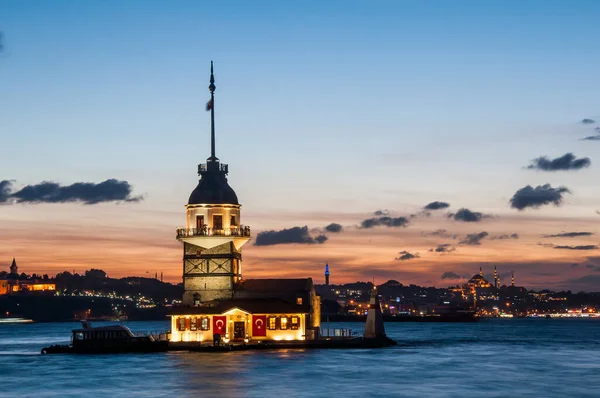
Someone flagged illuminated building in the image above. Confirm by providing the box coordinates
[494,265,498,288]
[0,258,56,295]
[169,63,321,343]
[325,263,330,286]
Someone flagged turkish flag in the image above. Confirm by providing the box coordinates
[252,315,267,337]
[213,316,226,334]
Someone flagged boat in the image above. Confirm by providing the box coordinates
[41,321,168,354]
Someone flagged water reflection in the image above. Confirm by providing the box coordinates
[0,320,599,397]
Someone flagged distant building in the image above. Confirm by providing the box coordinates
[0,258,56,295]
[169,64,321,343]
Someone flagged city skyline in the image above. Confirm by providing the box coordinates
[1,1,600,291]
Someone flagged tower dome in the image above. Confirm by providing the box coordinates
[188,167,238,205]
[187,60,238,205]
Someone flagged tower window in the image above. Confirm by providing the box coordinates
[296,297,303,305]
[230,215,237,227]
[213,215,223,230]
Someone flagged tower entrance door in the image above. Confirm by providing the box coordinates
[233,322,245,340]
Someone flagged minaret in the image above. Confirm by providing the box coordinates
[511,271,515,287]
[325,263,330,286]
[176,62,250,306]
[479,266,482,277]
[9,258,17,275]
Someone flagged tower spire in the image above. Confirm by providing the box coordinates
[208,61,218,162]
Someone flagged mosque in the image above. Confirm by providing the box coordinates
[169,63,321,343]
[0,258,56,295]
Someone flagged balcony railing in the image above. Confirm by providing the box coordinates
[198,163,228,174]
[176,225,250,239]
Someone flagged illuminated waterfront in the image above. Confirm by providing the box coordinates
[2,319,600,397]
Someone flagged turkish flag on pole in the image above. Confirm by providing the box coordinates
[252,315,267,337]
[213,316,226,334]
[206,98,213,111]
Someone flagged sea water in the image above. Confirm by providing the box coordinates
[1,319,599,397]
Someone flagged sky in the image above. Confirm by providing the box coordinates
[1,0,600,291]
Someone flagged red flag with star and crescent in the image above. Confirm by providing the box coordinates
[206,98,213,111]
[252,315,267,337]
[213,316,226,334]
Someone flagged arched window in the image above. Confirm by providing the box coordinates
[290,316,300,330]
[201,317,210,331]
[267,316,277,330]
[177,317,186,331]
[193,293,201,306]
[280,316,288,330]
[190,317,198,331]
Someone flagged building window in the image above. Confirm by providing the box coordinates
[213,215,223,230]
[267,316,277,330]
[280,316,288,330]
[190,317,198,331]
[230,215,237,227]
[201,317,210,331]
[196,215,205,231]
[296,297,303,305]
[193,293,201,306]
[290,316,300,330]
[177,317,186,331]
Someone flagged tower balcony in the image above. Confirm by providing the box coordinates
[198,163,228,174]
[176,225,251,239]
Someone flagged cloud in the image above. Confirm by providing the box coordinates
[424,201,450,210]
[509,184,570,210]
[0,180,13,203]
[597,211,600,216]
[428,229,458,239]
[537,242,554,248]
[254,226,327,246]
[324,223,343,233]
[490,233,519,240]
[360,215,409,228]
[459,231,489,245]
[373,210,389,216]
[0,179,143,205]
[395,251,420,261]
[581,135,600,141]
[571,263,580,268]
[543,232,594,238]
[553,245,598,251]
[567,274,600,287]
[314,234,328,244]
[441,272,462,280]
[449,208,486,222]
[580,118,595,124]
[429,244,456,253]
[526,153,591,171]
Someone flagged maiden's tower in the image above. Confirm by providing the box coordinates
[170,63,321,344]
